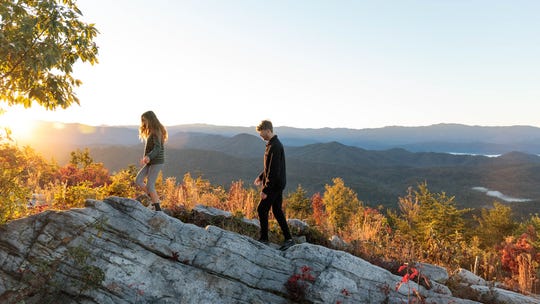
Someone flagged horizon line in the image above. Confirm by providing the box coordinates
[29,120,540,130]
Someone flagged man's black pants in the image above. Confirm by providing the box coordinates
[257,191,292,241]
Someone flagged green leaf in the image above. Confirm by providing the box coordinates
[0,0,99,110]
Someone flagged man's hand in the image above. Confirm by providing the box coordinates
[253,176,267,199]
[254,177,266,199]
[140,156,150,166]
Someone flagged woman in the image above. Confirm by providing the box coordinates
[135,110,167,211]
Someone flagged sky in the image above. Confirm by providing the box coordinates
[3,0,540,130]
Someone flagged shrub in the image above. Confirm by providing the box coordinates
[285,265,316,302]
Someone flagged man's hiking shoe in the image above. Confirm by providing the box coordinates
[257,238,270,246]
[279,239,295,251]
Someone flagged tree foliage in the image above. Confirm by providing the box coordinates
[225,180,256,218]
[322,177,362,232]
[391,183,469,241]
[58,148,110,187]
[106,165,137,198]
[285,185,312,220]
[475,202,517,249]
[345,207,388,243]
[389,183,471,265]
[0,0,98,110]
[0,143,31,223]
[70,148,94,168]
[311,192,326,228]
[0,143,59,223]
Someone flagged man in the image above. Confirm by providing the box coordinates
[254,120,295,251]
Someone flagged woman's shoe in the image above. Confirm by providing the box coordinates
[135,194,151,205]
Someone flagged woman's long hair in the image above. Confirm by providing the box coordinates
[139,111,168,142]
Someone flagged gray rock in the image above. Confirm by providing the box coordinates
[0,197,530,303]
[287,219,310,234]
[448,268,540,304]
[193,204,232,217]
[329,235,349,250]
[454,268,488,286]
[458,284,540,304]
[416,262,449,284]
[193,203,260,227]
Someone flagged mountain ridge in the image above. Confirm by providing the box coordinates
[18,121,540,217]
[23,121,540,155]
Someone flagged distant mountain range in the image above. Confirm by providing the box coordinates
[21,121,540,217]
[26,121,540,154]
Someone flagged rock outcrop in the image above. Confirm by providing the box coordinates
[0,197,537,303]
[448,268,540,304]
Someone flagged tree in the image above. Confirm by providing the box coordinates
[58,149,110,187]
[322,178,362,232]
[392,183,469,241]
[285,185,312,220]
[1,0,98,110]
[70,148,93,168]
[311,192,326,228]
[499,230,539,293]
[475,202,517,249]
[389,183,470,265]
[0,143,31,223]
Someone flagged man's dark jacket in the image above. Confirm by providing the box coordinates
[258,135,286,195]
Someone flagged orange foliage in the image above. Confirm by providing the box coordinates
[58,163,111,187]
[311,192,325,227]
[499,227,540,275]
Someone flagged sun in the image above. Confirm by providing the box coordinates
[1,110,38,142]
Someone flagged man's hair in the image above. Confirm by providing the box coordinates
[256,120,273,132]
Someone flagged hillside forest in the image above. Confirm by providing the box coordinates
[2,142,540,296]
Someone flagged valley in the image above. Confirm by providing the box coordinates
[22,121,540,218]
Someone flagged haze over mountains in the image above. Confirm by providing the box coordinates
[26,121,540,152]
[24,121,540,217]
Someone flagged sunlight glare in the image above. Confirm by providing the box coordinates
[1,111,38,142]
